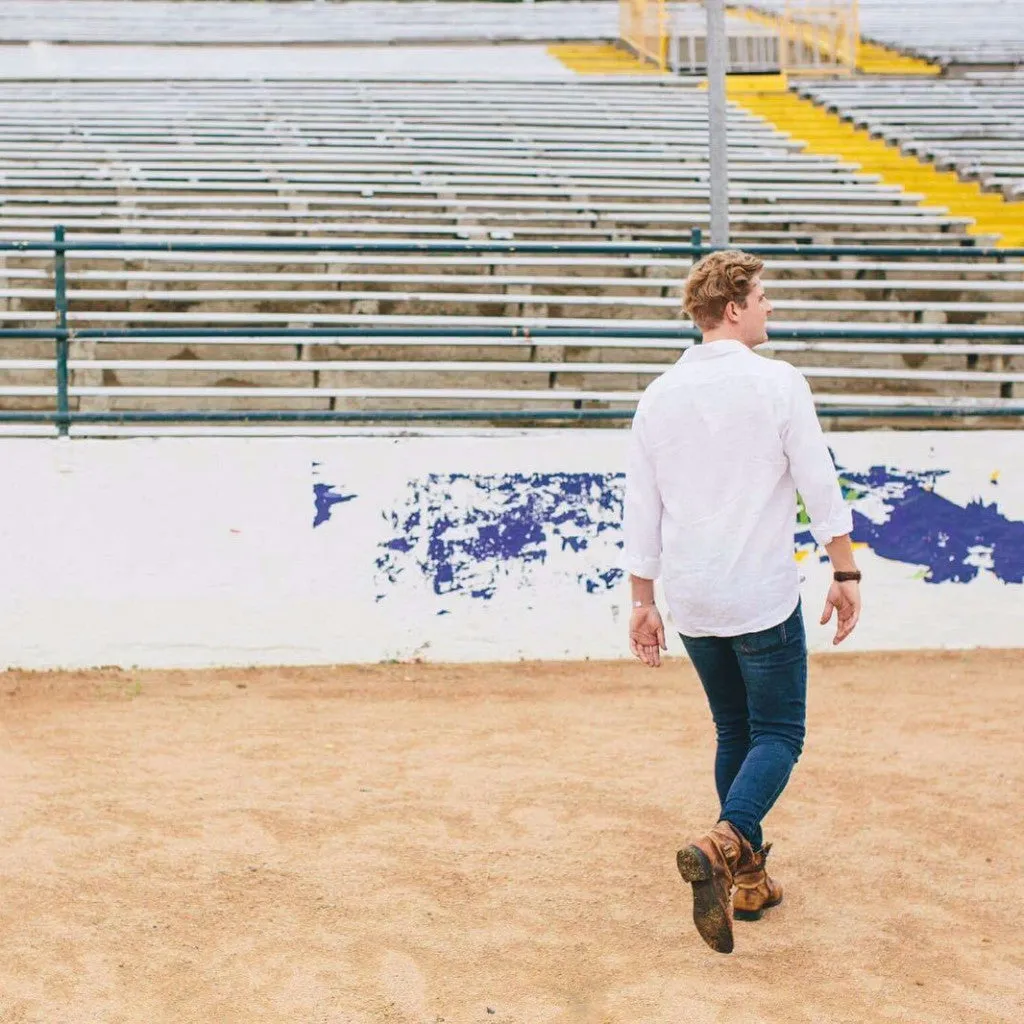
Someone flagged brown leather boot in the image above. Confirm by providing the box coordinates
[733,842,784,921]
[676,820,754,954]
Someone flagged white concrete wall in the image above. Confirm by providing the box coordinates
[0,431,1021,669]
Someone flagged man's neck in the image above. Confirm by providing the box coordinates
[699,330,750,348]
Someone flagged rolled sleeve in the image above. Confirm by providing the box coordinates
[782,370,853,547]
[622,409,663,579]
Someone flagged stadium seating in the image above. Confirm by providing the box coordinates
[11,0,1022,68]
[746,0,1024,67]
[0,78,1021,424]
[0,78,979,252]
[0,0,624,45]
[795,73,1024,201]
[0,0,781,76]
[856,0,1024,67]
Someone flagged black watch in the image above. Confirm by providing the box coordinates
[833,570,862,583]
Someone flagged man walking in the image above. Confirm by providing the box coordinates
[622,250,862,954]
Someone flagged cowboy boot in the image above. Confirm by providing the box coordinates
[733,842,784,921]
[676,819,755,954]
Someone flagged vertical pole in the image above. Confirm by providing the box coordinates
[54,224,70,437]
[689,227,703,344]
[657,0,667,71]
[705,0,730,246]
[850,0,860,72]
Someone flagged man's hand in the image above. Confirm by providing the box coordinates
[629,605,667,667]
[820,580,861,646]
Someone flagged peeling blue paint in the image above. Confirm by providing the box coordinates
[376,472,625,600]
[312,482,357,528]
[796,464,1024,584]
[843,465,1024,584]
[343,459,1023,601]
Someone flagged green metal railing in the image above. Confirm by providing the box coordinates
[1,226,1023,435]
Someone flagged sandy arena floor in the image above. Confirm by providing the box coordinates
[0,651,1021,1024]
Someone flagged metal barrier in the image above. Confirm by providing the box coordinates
[778,0,859,74]
[619,0,668,69]
[738,1,860,74]
[3,226,1024,436]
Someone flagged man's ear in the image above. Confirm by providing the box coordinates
[723,300,737,323]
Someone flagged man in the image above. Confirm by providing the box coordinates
[622,249,862,955]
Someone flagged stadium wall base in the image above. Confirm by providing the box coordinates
[0,430,1020,668]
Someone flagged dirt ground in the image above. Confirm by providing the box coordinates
[0,651,1021,1024]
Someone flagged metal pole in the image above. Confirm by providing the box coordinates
[705,0,730,246]
[53,224,70,437]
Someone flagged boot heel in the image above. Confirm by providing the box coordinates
[734,907,764,921]
[677,844,734,954]
[676,845,712,883]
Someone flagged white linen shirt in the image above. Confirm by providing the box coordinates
[623,340,853,638]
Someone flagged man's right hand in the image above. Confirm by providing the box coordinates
[820,580,861,646]
[629,605,667,668]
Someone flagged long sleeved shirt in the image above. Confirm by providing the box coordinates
[623,339,853,637]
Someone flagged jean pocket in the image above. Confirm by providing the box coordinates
[737,620,789,655]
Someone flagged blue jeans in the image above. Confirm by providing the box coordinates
[679,601,807,852]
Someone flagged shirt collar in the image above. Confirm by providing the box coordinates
[682,339,751,361]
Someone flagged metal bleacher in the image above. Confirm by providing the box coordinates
[794,72,1024,201]
[744,0,1024,68]
[854,0,1024,67]
[1,77,1021,430]
[0,0,625,45]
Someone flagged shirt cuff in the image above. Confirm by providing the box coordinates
[809,506,854,547]
[625,554,661,580]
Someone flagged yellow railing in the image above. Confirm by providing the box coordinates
[777,1,859,74]
[735,2,939,74]
[619,0,668,70]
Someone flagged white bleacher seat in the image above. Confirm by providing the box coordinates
[0,1,626,45]
[747,0,1024,66]
[795,75,1024,200]
[0,79,982,249]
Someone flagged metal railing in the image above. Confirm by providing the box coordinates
[3,226,1024,435]
[620,0,668,70]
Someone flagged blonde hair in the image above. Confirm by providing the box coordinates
[682,250,765,331]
